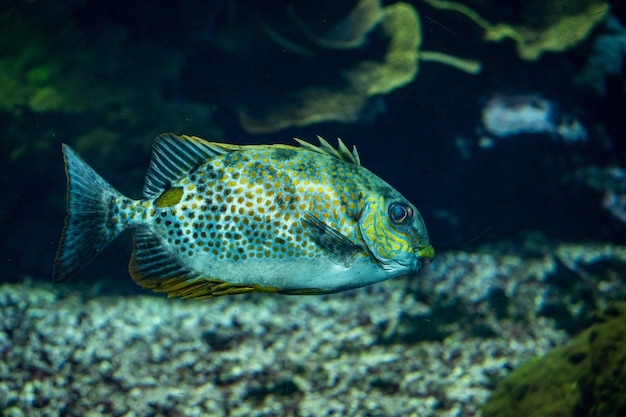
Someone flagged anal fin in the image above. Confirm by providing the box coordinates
[129,229,262,299]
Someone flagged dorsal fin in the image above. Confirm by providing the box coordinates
[143,133,230,199]
[293,136,361,166]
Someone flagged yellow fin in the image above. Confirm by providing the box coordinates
[129,229,283,299]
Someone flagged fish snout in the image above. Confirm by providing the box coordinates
[416,242,435,263]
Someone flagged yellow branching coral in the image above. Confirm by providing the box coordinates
[239,1,481,134]
[344,2,420,97]
[423,0,610,61]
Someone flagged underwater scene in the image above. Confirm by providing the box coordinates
[1,0,626,416]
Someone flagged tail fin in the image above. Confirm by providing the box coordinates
[53,144,127,283]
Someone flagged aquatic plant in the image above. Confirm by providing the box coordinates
[423,0,609,61]
[232,1,480,134]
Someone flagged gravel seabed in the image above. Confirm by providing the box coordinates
[2,242,624,417]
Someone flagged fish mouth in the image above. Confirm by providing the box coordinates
[416,243,435,263]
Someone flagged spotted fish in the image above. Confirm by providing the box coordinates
[53,133,434,299]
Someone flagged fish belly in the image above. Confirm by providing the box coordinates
[185,255,390,293]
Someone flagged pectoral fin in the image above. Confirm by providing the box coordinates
[301,212,362,267]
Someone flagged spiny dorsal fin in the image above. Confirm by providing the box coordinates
[293,136,361,166]
[143,133,231,199]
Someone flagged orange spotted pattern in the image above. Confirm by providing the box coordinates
[112,146,381,264]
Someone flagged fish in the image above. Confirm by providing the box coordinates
[53,133,434,299]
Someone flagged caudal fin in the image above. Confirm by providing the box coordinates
[53,144,127,283]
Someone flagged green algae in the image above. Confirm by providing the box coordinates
[578,304,626,417]
[423,0,609,61]
[482,302,626,417]
[0,3,220,162]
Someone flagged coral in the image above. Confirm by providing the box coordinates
[481,302,626,417]
[236,1,480,134]
[238,2,420,134]
[478,94,588,144]
[481,94,566,138]
[423,0,610,61]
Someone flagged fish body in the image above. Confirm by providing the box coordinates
[54,134,433,299]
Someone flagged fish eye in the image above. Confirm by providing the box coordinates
[388,202,413,225]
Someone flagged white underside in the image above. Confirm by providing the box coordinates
[185,254,401,293]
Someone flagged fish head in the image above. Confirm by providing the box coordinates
[358,192,434,274]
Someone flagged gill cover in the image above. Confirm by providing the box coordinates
[358,196,415,269]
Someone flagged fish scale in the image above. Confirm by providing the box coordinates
[118,147,364,263]
[54,133,434,299]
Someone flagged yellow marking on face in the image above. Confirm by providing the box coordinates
[359,196,411,260]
